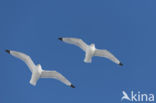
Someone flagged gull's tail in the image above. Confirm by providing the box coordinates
[84,52,92,63]
[29,72,40,86]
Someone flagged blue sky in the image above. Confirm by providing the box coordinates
[0,0,156,103]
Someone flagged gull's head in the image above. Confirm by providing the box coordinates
[90,43,95,48]
[37,64,41,68]
[36,64,42,71]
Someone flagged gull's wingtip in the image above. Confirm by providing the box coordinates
[70,84,75,88]
[119,62,123,66]
[5,49,10,54]
[58,37,63,41]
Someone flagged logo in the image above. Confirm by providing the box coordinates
[121,90,154,102]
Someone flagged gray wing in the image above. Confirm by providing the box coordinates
[40,70,75,88]
[59,37,88,51]
[94,49,123,65]
[6,50,36,72]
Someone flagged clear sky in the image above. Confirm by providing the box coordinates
[0,0,156,103]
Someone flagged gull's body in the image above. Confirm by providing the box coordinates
[84,44,96,63]
[5,50,75,88]
[59,37,123,66]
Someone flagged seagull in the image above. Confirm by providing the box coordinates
[121,91,131,101]
[5,50,75,88]
[59,37,123,66]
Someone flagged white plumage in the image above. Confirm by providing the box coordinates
[5,50,75,88]
[59,37,123,66]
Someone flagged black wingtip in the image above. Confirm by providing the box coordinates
[119,62,123,66]
[5,49,10,54]
[58,37,63,41]
[70,84,75,88]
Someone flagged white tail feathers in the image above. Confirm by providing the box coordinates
[29,72,40,86]
[84,52,93,63]
[30,79,37,86]
[84,58,92,63]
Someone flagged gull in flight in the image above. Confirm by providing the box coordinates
[59,37,123,66]
[5,50,75,88]
[121,91,131,101]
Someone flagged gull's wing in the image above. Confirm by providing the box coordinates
[40,70,75,88]
[94,49,123,66]
[5,50,36,72]
[59,37,88,51]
